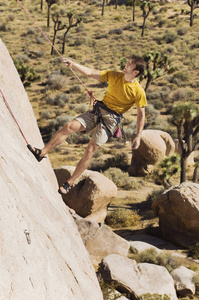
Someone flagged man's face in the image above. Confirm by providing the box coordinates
[123,60,138,76]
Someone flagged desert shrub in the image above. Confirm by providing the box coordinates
[41,111,51,120]
[103,167,135,190]
[165,45,177,54]
[133,248,180,272]
[158,19,167,28]
[105,208,140,228]
[7,14,15,21]
[54,93,70,105]
[162,32,178,43]
[46,74,68,90]
[69,85,81,94]
[150,100,165,110]
[36,50,44,58]
[145,104,160,123]
[27,27,36,35]
[46,96,54,105]
[146,188,165,207]
[188,242,199,259]
[177,26,188,36]
[0,24,8,32]
[109,28,123,35]
[36,36,45,44]
[171,88,194,101]
[114,15,122,21]
[104,152,129,169]
[99,279,126,300]
[66,132,91,144]
[14,59,40,86]
[75,104,89,114]
[54,109,62,117]
[140,294,171,300]
[191,42,199,50]
[172,71,188,82]
[15,53,30,63]
[193,273,199,294]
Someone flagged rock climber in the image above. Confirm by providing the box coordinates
[28,54,147,194]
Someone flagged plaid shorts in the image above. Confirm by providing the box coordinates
[75,107,118,147]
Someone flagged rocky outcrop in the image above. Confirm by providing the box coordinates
[72,212,130,264]
[128,129,175,176]
[0,39,103,300]
[99,254,178,300]
[171,266,196,297]
[54,166,117,222]
[152,182,199,247]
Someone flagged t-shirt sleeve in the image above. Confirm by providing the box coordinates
[135,89,147,108]
[100,70,112,82]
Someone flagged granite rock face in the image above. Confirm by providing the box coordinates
[0,38,103,300]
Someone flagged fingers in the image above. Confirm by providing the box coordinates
[132,137,140,150]
[61,57,71,66]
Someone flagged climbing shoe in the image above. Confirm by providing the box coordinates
[58,182,71,195]
[27,144,46,162]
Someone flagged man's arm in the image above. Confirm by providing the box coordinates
[61,57,101,81]
[132,106,145,149]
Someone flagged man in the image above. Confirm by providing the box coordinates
[28,55,147,194]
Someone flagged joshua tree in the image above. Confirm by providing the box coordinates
[46,0,59,27]
[62,12,81,55]
[187,0,199,26]
[133,0,136,21]
[140,1,154,36]
[169,102,199,183]
[141,51,169,92]
[154,154,181,188]
[102,0,106,16]
[51,12,66,55]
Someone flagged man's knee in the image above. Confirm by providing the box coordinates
[61,119,85,135]
[85,140,99,158]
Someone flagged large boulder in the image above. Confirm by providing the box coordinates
[99,254,178,300]
[128,129,175,176]
[72,212,130,264]
[152,182,199,247]
[0,38,103,300]
[171,266,196,297]
[54,166,117,222]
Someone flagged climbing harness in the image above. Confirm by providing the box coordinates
[92,101,126,141]
[16,0,96,105]
[0,89,29,145]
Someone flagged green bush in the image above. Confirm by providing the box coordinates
[163,32,178,44]
[177,26,188,36]
[46,74,68,90]
[104,152,129,169]
[75,104,89,114]
[146,188,165,206]
[105,208,140,228]
[133,248,180,272]
[188,242,199,259]
[66,132,91,144]
[69,85,81,94]
[14,59,40,87]
[140,293,171,300]
[103,167,135,190]
[193,273,199,294]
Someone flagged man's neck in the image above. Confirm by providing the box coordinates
[124,73,136,83]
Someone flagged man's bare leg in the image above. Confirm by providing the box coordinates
[59,139,99,194]
[40,119,85,157]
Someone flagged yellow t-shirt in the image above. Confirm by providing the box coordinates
[100,70,147,114]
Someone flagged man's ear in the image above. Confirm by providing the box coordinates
[134,70,139,76]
